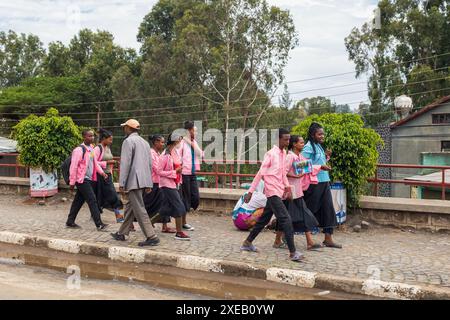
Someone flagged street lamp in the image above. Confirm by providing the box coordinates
[394,95,413,121]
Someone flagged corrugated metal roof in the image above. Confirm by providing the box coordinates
[0,137,17,153]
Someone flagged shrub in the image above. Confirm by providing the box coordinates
[12,108,82,173]
[291,113,384,207]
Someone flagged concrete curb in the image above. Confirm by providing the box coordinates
[0,230,449,300]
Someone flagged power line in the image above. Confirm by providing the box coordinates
[1,52,449,110]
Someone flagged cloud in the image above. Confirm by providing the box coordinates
[1,0,377,107]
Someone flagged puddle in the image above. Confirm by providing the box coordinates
[0,243,374,300]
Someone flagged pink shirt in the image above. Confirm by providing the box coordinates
[285,151,321,199]
[150,148,161,184]
[249,145,290,198]
[157,151,178,189]
[180,138,203,175]
[69,144,104,186]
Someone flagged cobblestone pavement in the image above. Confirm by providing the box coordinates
[0,195,449,288]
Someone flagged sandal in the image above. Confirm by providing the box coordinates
[322,241,342,249]
[162,227,177,234]
[290,251,304,262]
[273,242,288,249]
[307,243,323,251]
[240,243,259,252]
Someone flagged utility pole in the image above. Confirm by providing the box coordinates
[96,104,101,132]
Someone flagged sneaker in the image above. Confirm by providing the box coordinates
[66,222,81,229]
[138,237,160,247]
[175,232,191,241]
[97,223,109,231]
[111,232,125,241]
[182,224,195,231]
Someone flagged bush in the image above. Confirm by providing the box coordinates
[291,113,383,207]
[12,108,82,173]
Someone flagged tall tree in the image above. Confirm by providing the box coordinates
[0,30,45,88]
[345,0,450,127]
[278,84,293,109]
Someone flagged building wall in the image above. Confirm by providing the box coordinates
[391,102,450,197]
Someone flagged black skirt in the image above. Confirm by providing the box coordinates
[143,183,170,223]
[283,197,319,233]
[303,182,337,229]
[96,172,123,213]
[159,187,186,218]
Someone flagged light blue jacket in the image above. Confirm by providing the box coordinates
[301,141,330,183]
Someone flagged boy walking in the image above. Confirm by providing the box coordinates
[240,128,304,262]
[66,129,109,231]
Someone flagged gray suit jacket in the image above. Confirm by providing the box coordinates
[119,132,153,191]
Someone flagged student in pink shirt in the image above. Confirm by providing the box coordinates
[273,135,322,251]
[179,121,203,231]
[240,129,303,262]
[66,129,109,231]
[144,134,176,233]
[157,134,191,241]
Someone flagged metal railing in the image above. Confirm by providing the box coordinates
[0,153,28,178]
[369,164,450,200]
[1,152,448,200]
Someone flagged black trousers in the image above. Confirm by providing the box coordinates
[247,196,296,253]
[67,180,103,227]
[181,174,200,212]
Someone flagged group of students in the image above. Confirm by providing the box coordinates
[64,117,340,255]
[65,119,202,246]
[240,123,341,262]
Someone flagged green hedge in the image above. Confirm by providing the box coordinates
[291,113,383,207]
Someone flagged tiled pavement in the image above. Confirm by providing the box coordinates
[0,194,449,288]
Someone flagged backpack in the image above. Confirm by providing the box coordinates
[61,145,87,185]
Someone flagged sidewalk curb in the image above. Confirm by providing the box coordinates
[1,230,449,300]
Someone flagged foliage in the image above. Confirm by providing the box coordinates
[0,30,45,88]
[0,76,89,116]
[291,113,384,207]
[295,96,352,116]
[345,0,450,127]
[11,108,81,173]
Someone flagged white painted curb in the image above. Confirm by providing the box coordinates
[177,255,224,273]
[362,279,421,300]
[266,268,316,288]
[47,239,82,254]
[108,246,146,263]
[0,231,28,245]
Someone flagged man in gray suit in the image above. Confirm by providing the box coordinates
[111,119,160,246]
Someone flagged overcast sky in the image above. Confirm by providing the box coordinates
[0,0,378,108]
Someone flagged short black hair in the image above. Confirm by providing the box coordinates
[184,120,195,130]
[278,128,290,138]
[82,129,93,137]
[149,134,164,146]
[98,128,112,142]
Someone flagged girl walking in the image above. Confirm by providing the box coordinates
[144,134,176,233]
[273,135,322,251]
[157,134,191,241]
[302,123,341,248]
[94,129,124,223]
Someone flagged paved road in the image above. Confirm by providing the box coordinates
[0,261,210,300]
[0,194,449,288]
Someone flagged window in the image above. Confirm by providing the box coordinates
[442,141,450,152]
[432,113,450,124]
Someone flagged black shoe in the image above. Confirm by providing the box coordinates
[97,223,109,231]
[66,222,81,229]
[111,232,125,241]
[138,237,160,247]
